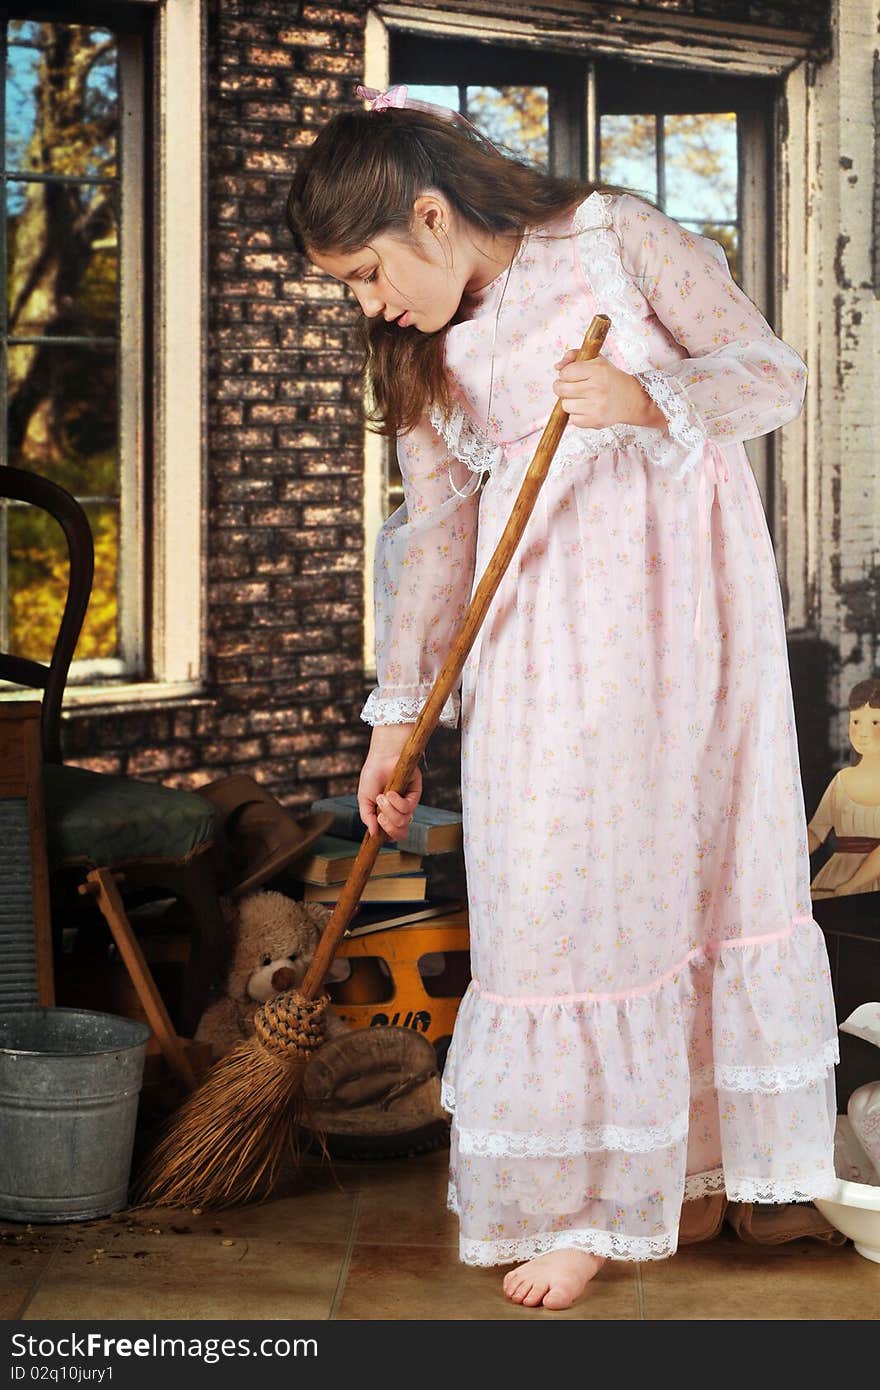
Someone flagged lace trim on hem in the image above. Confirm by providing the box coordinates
[724,1172,839,1203]
[683,1168,727,1200]
[453,1107,691,1158]
[360,686,459,729]
[447,1173,838,1264]
[712,1037,840,1094]
[455,1223,678,1265]
[441,1039,839,1131]
[451,1166,834,1204]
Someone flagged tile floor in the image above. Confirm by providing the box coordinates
[1,1147,878,1321]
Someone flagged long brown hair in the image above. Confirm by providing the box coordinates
[286,107,599,436]
[848,678,880,766]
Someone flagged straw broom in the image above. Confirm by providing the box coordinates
[134,314,611,1209]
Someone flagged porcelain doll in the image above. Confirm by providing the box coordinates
[808,678,880,898]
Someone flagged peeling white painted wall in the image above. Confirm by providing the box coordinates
[779,0,879,760]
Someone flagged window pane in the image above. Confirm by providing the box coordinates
[3,15,133,678]
[599,113,657,200]
[8,188,118,337]
[404,84,459,109]
[5,20,40,182]
[7,501,68,665]
[681,221,740,285]
[7,501,119,663]
[7,344,118,497]
[6,21,117,179]
[664,113,737,222]
[466,87,549,166]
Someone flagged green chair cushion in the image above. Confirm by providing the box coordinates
[43,764,216,872]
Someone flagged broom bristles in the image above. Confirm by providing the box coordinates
[133,992,330,1210]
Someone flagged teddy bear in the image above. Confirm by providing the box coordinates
[193,886,449,1160]
[194,889,349,1058]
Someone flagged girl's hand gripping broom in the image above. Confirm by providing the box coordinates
[135,313,611,1209]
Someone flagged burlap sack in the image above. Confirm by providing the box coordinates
[724,1201,847,1245]
[679,1194,847,1247]
[300,1026,449,1158]
[679,1193,728,1245]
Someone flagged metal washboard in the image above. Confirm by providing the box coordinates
[0,703,54,1008]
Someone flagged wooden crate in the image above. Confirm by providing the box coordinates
[329,908,470,1046]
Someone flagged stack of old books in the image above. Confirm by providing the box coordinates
[297,793,465,937]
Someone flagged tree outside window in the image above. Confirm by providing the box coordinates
[3,18,126,669]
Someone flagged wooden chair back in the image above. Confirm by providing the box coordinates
[0,466,94,763]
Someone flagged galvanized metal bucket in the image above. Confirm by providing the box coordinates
[0,1006,151,1222]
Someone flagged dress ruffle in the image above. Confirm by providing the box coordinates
[441,921,838,1265]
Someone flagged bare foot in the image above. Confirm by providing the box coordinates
[502,1248,607,1309]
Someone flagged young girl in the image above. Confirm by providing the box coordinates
[287,86,838,1310]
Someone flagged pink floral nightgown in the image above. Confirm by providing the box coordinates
[360,191,839,1265]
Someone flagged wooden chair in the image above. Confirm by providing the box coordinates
[0,465,227,1036]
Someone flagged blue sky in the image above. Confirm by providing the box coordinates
[5,20,117,213]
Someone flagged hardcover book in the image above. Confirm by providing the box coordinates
[344,899,467,938]
[309,793,463,856]
[302,870,428,904]
[297,834,423,885]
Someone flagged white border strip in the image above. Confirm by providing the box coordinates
[153,0,204,686]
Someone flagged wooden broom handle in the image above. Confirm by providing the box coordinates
[301,312,611,1000]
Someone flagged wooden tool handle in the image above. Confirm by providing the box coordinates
[301,312,611,1000]
[84,868,197,1091]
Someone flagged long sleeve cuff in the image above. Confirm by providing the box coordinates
[635,368,708,478]
[360,685,461,729]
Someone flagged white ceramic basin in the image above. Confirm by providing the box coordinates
[814,1116,880,1263]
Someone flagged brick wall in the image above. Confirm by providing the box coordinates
[201,0,375,809]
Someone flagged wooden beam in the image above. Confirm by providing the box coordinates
[376,1,826,76]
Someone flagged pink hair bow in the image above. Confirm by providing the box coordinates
[355,84,494,145]
[357,84,409,112]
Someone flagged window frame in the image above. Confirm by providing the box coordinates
[0,10,147,681]
[0,0,204,711]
